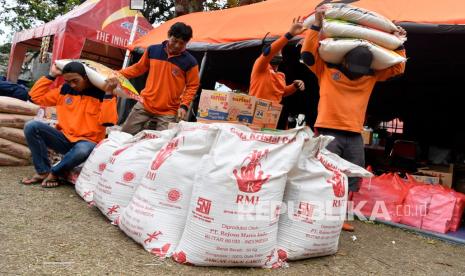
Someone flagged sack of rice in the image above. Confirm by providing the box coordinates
[118,122,218,258]
[75,131,133,203]
[304,3,398,33]
[55,59,142,102]
[0,152,30,166]
[0,113,34,128]
[277,136,371,261]
[0,126,28,145]
[172,124,308,268]
[0,137,31,160]
[321,19,404,50]
[318,38,406,70]
[0,96,39,116]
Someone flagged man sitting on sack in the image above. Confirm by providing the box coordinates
[21,62,118,188]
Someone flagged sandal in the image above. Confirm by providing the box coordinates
[41,177,63,188]
[20,174,48,185]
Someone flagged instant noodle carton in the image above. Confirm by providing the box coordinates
[197,90,232,121]
[227,93,256,124]
[252,99,282,129]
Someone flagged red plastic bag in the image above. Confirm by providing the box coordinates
[353,173,405,222]
[446,189,465,232]
[421,187,456,233]
[400,185,432,228]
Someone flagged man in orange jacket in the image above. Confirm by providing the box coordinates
[249,20,305,103]
[108,22,200,134]
[301,6,407,231]
[21,62,118,188]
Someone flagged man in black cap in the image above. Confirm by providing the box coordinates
[300,6,407,231]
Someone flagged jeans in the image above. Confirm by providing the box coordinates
[317,128,365,192]
[24,120,96,176]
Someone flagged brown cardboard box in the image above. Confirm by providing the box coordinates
[417,164,454,188]
[361,129,372,145]
[410,174,440,185]
[251,99,282,129]
[197,90,232,121]
[264,102,282,129]
[227,93,256,124]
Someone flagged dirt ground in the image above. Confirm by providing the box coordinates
[1,166,465,276]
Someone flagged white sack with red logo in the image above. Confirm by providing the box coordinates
[118,122,219,257]
[75,131,133,203]
[172,124,308,268]
[94,129,177,222]
[277,136,372,261]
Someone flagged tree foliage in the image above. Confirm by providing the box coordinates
[0,0,266,35]
[0,0,83,34]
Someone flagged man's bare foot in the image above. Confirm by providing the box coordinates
[41,174,62,188]
[21,173,49,185]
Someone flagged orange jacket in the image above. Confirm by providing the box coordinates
[301,27,406,133]
[29,76,118,143]
[249,33,297,103]
[120,41,200,115]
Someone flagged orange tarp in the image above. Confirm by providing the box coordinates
[129,0,465,50]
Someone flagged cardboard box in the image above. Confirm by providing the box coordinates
[227,93,256,124]
[361,129,372,145]
[197,90,232,121]
[410,174,440,185]
[264,102,283,129]
[417,164,454,188]
[251,98,282,129]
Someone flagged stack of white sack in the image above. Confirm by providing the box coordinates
[118,121,219,258]
[0,96,38,166]
[75,130,133,203]
[277,135,372,261]
[304,3,406,70]
[93,129,177,222]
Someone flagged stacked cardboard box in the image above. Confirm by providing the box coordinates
[197,90,282,129]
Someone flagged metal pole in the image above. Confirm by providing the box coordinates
[118,13,140,122]
[187,51,208,121]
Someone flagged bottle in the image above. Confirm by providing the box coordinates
[372,133,379,145]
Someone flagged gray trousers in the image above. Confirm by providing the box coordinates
[317,128,365,192]
[121,102,176,135]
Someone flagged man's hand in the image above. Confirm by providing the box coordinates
[289,17,306,36]
[49,63,62,78]
[104,76,120,95]
[293,80,305,91]
[177,107,187,122]
[394,25,407,39]
[314,5,327,27]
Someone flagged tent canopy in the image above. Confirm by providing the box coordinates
[130,0,465,51]
[7,0,153,82]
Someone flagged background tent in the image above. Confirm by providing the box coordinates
[6,0,153,83]
[127,0,465,162]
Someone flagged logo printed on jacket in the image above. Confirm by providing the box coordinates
[172,67,181,77]
[65,97,73,105]
[332,72,341,81]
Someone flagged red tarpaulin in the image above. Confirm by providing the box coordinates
[7,0,153,82]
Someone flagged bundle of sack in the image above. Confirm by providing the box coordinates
[353,172,465,234]
[75,121,372,268]
[304,3,406,70]
[0,96,38,166]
